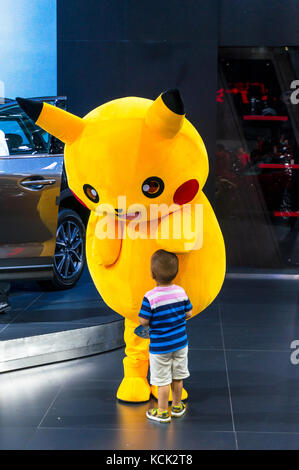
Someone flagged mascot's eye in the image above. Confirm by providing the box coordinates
[142,177,164,198]
[83,184,99,203]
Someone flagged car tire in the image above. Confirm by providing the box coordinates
[41,209,86,290]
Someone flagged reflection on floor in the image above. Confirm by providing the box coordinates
[0,269,119,340]
[0,276,298,450]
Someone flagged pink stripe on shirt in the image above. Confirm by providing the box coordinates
[145,285,188,309]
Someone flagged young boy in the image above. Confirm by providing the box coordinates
[138,249,193,423]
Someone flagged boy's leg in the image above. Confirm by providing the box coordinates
[158,384,170,412]
[171,346,190,405]
[146,354,171,422]
[151,345,189,402]
[171,379,183,407]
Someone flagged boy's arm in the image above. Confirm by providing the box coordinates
[186,308,193,319]
[138,296,152,326]
[184,298,193,320]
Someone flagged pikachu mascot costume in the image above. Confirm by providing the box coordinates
[17,90,226,402]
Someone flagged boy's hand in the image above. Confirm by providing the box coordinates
[186,309,193,319]
[139,317,150,326]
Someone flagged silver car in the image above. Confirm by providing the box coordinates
[0,96,89,289]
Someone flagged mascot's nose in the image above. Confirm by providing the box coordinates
[115,208,123,213]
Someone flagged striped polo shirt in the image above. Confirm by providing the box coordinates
[138,284,192,354]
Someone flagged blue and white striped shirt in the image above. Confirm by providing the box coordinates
[139,284,192,354]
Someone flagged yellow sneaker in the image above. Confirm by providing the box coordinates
[146,408,171,423]
[171,402,186,417]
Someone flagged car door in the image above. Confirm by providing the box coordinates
[0,99,64,280]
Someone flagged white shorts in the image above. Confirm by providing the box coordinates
[149,345,190,387]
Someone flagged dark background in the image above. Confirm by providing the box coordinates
[57,0,299,201]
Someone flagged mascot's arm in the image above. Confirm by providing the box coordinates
[155,204,202,253]
[86,211,122,266]
[172,192,226,316]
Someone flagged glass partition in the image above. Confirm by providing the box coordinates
[216,47,299,272]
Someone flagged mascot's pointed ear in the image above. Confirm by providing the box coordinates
[16,97,85,144]
[145,89,185,138]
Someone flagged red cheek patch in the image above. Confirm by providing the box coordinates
[173,179,199,205]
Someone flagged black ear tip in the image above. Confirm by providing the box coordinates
[161,89,185,115]
[16,97,43,123]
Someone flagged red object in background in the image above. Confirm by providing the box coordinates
[217,81,269,104]
[237,151,250,166]
[259,163,299,169]
[173,179,199,205]
[257,136,263,152]
[217,88,225,103]
[227,82,250,104]
[274,211,299,217]
[243,115,288,121]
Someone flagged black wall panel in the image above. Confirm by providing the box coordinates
[126,0,218,41]
[58,41,127,117]
[57,0,126,40]
[219,0,299,46]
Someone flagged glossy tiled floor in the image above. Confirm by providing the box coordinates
[0,269,119,340]
[0,276,298,450]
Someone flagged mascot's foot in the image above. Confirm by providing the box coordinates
[117,377,151,403]
[151,385,188,402]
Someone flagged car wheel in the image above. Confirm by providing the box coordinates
[50,208,86,290]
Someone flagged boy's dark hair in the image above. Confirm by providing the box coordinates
[151,250,178,284]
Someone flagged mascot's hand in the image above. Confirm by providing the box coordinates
[87,212,122,267]
[155,207,203,253]
[92,238,121,266]
[90,234,121,267]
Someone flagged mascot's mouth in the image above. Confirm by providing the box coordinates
[115,211,140,221]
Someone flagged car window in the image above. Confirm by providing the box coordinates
[0,104,52,156]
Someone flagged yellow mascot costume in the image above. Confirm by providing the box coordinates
[17,90,226,402]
